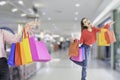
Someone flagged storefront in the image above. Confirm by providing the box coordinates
[113,8,120,71]
[97,16,114,67]
[97,12,115,69]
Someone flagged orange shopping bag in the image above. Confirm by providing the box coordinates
[15,42,22,66]
[68,39,79,57]
[19,41,27,65]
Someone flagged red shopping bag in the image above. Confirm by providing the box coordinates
[105,30,116,44]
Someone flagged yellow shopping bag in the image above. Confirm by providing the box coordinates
[22,38,33,63]
[98,28,110,46]
[19,41,27,64]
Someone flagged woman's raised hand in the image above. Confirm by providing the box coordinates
[108,21,115,25]
[24,20,40,36]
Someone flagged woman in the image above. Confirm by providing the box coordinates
[0,28,21,80]
[0,21,39,80]
[70,18,114,80]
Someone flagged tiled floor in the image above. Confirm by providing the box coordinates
[29,50,120,80]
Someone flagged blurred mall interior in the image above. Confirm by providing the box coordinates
[0,0,120,80]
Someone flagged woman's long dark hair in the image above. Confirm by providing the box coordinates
[81,18,88,31]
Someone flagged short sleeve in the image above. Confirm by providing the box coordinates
[79,30,85,44]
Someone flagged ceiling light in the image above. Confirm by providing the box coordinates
[12,8,18,12]
[75,3,80,7]
[48,17,51,20]
[75,12,79,15]
[34,3,44,8]
[42,12,46,15]
[21,13,26,17]
[0,1,6,6]
[74,17,78,21]
[18,0,24,5]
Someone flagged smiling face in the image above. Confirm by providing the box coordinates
[81,18,92,31]
[82,18,91,27]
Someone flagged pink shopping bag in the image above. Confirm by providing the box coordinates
[71,47,85,62]
[36,41,51,62]
[29,36,39,61]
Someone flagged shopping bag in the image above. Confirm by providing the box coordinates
[98,28,110,46]
[36,41,51,62]
[8,43,16,66]
[15,42,22,66]
[29,36,39,61]
[22,38,33,63]
[23,27,29,38]
[68,39,79,57]
[81,47,85,60]
[71,47,85,62]
[19,41,27,65]
[105,30,116,44]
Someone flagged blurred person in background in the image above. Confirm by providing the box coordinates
[46,40,52,54]
[70,17,114,80]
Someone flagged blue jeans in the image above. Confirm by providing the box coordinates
[70,44,91,80]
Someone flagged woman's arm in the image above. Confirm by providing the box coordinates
[92,27,101,32]
[104,21,115,29]
[3,30,21,44]
[79,30,85,44]
[93,21,115,32]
